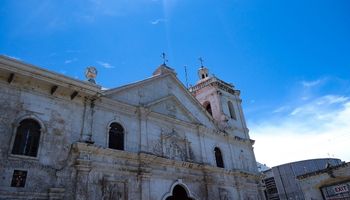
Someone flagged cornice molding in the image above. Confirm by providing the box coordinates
[0,55,101,96]
[73,142,260,179]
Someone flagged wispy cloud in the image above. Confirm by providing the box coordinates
[150,18,167,25]
[97,61,115,69]
[272,106,290,113]
[301,78,326,88]
[64,58,78,64]
[250,94,350,167]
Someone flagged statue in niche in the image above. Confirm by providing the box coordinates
[101,179,124,200]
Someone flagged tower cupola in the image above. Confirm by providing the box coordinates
[198,66,209,80]
[197,57,209,81]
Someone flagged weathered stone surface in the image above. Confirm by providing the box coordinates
[0,56,264,200]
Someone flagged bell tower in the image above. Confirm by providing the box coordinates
[198,66,209,80]
[189,64,249,139]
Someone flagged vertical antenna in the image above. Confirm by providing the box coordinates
[184,65,189,88]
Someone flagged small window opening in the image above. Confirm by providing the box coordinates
[108,122,124,150]
[201,74,205,79]
[11,170,27,187]
[214,147,224,168]
[228,101,237,120]
[11,119,41,157]
[204,101,212,116]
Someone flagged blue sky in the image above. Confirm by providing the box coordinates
[1,0,350,166]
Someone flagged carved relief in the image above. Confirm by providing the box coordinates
[165,140,186,161]
[152,129,192,161]
[219,188,232,200]
[101,179,125,200]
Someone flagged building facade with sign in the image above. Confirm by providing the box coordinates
[262,158,343,200]
[0,55,264,200]
[297,162,350,200]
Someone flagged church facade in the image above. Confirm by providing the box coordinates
[0,55,264,200]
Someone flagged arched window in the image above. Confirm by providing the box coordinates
[108,122,124,150]
[228,101,237,120]
[203,101,212,116]
[11,119,41,157]
[214,147,224,168]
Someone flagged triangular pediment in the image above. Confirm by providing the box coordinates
[145,95,199,123]
[102,73,217,129]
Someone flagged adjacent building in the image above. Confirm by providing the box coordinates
[262,158,342,200]
[0,55,264,200]
[297,162,350,200]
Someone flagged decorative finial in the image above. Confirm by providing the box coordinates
[161,52,168,65]
[85,66,97,84]
[199,57,204,68]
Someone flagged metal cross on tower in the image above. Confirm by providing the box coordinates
[199,57,204,68]
[161,52,168,65]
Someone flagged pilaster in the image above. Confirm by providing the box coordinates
[80,97,96,143]
[138,107,150,153]
[138,172,151,200]
[74,150,92,200]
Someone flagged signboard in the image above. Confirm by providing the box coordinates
[322,182,350,200]
[332,184,349,194]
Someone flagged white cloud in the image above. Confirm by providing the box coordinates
[97,61,115,69]
[250,94,350,167]
[150,18,167,25]
[272,106,290,113]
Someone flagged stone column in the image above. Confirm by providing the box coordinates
[138,107,150,153]
[139,172,151,200]
[80,97,95,143]
[75,150,92,200]
[197,125,208,164]
[235,182,245,200]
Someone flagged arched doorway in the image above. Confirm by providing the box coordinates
[165,185,194,200]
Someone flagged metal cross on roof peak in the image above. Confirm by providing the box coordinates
[161,52,168,65]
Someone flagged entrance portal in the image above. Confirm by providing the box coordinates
[165,185,194,200]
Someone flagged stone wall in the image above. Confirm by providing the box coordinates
[0,56,263,200]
